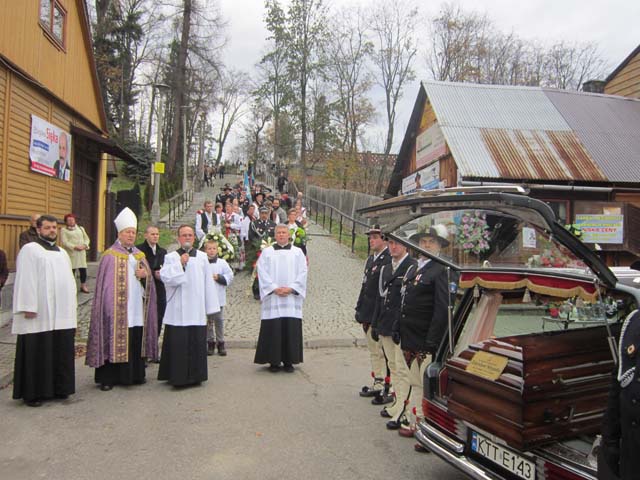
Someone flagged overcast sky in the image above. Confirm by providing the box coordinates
[215,0,640,157]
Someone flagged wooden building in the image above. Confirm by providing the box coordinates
[0,0,133,268]
[388,81,640,265]
[605,44,640,99]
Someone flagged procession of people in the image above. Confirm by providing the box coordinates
[9,176,311,405]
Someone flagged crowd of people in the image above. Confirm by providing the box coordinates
[8,178,311,406]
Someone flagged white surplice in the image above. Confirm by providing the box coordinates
[12,242,77,335]
[206,257,234,307]
[126,253,144,327]
[161,249,219,327]
[257,245,307,320]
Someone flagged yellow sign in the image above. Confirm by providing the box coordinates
[154,162,165,174]
[466,351,509,381]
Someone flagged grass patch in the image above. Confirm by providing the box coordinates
[137,213,175,247]
[312,212,370,259]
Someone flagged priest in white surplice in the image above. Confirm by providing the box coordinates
[12,215,77,407]
[254,224,308,373]
[159,225,220,386]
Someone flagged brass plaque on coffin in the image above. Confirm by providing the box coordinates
[466,351,509,381]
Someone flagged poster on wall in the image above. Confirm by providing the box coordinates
[402,162,441,194]
[416,123,446,169]
[574,214,624,244]
[29,115,72,181]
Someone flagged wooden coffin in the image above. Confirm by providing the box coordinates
[446,326,617,450]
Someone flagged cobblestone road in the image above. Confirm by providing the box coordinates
[224,222,366,347]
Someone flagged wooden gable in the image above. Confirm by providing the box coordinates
[605,44,640,99]
[0,0,107,132]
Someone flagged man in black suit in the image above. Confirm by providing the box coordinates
[393,224,457,439]
[136,225,167,341]
[372,237,417,428]
[355,225,391,401]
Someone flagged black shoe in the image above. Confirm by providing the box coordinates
[26,400,42,407]
[386,419,409,430]
[207,342,215,356]
[268,364,280,372]
[380,408,392,418]
[359,385,383,397]
[283,364,294,373]
[55,394,69,400]
[217,343,227,356]
[100,384,113,391]
[371,393,394,405]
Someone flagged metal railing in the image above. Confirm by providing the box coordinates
[167,188,194,227]
[308,196,370,255]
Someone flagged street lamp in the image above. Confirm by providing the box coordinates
[151,83,170,225]
[181,104,194,193]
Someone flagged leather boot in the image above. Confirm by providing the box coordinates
[217,342,227,356]
[207,341,215,356]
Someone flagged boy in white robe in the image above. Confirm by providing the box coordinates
[159,225,219,387]
[254,224,308,372]
[204,240,234,356]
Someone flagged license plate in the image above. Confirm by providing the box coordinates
[470,431,536,480]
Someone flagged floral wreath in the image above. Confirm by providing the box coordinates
[199,229,236,261]
[457,211,490,255]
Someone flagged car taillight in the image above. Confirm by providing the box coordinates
[423,400,457,435]
[542,461,590,480]
[438,367,449,396]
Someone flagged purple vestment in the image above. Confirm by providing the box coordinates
[86,242,158,368]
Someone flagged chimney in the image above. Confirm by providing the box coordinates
[582,80,606,93]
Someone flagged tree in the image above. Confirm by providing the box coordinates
[259,1,293,165]
[211,69,249,166]
[264,0,328,185]
[242,99,271,172]
[544,41,607,90]
[369,0,417,195]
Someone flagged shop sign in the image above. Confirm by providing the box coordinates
[402,162,441,194]
[416,123,446,169]
[574,214,624,244]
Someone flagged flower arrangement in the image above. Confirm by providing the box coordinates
[289,226,307,248]
[200,231,236,261]
[456,211,491,255]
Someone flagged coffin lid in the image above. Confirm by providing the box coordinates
[358,187,617,288]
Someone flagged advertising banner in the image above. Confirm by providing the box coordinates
[416,123,446,169]
[574,214,624,244]
[402,162,441,194]
[29,115,72,181]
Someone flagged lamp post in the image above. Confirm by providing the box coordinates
[151,83,170,225]
[181,104,193,193]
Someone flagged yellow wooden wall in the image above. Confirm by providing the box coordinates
[0,67,108,268]
[605,50,640,99]
[0,0,104,130]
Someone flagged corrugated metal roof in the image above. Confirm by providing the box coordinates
[544,89,640,183]
[422,81,638,183]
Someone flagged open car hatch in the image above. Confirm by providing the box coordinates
[358,190,617,288]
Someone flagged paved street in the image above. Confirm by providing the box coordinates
[0,348,464,480]
[0,182,465,480]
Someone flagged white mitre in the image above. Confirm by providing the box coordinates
[114,207,137,232]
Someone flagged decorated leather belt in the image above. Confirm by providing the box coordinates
[403,350,429,367]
